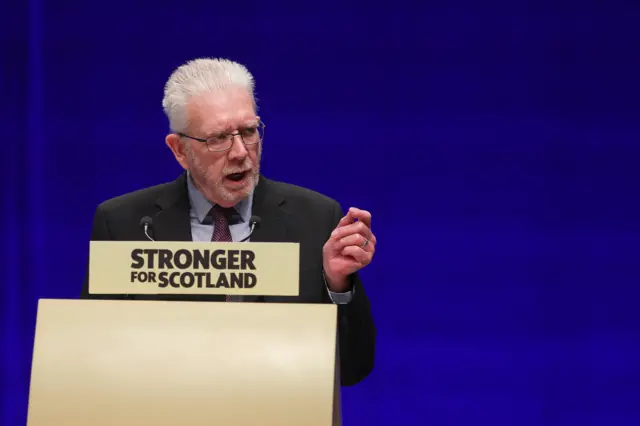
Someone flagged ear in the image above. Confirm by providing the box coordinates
[166,133,189,170]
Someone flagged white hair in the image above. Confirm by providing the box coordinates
[162,58,256,132]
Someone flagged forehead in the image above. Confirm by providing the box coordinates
[186,87,256,133]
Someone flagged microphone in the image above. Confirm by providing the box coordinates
[125,215,155,300]
[140,216,155,241]
[141,213,258,242]
[139,210,165,242]
[240,216,261,242]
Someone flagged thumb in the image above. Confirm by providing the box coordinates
[329,211,354,241]
[336,210,355,229]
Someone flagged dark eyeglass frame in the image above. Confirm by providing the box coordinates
[177,118,265,152]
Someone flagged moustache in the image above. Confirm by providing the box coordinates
[222,160,254,176]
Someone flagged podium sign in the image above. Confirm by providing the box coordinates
[88,241,300,296]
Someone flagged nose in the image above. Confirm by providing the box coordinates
[227,133,248,160]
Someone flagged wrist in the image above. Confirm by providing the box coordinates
[322,269,350,293]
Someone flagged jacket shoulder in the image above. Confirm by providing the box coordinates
[96,180,173,214]
[267,178,341,210]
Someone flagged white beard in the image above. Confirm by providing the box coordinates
[185,143,261,205]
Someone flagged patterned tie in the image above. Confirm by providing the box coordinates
[210,205,234,301]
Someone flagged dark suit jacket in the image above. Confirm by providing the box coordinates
[81,172,375,386]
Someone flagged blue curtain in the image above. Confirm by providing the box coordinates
[2,1,639,425]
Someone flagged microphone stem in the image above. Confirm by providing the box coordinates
[144,224,155,242]
[240,223,256,243]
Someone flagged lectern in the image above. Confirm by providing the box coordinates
[26,241,342,426]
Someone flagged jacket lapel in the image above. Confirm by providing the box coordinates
[248,176,291,243]
[153,172,193,242]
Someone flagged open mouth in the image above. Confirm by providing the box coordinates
[226,171,249,182]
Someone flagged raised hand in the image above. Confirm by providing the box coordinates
[322,207,376,292]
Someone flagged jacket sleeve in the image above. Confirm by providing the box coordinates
[326,201,376,386]
[80,205,112,299]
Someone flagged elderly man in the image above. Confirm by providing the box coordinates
[81,58,376,386]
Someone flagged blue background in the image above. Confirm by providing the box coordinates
[2,1,639,425]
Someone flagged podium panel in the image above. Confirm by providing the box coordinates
[27,299,341,426]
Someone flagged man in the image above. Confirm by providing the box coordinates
[81,58,376,386]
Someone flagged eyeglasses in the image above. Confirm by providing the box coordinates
[177,119,265,152]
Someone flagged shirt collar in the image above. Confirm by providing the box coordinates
[186,171,253,224]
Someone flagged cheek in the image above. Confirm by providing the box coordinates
[249,148,261,165]
[190,150,223,172]
[204,156,227,177]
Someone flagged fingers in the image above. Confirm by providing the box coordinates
[334,207,371,231]
[331,220,375,244]
[347,207,371,229]
[324,207,376,275]
[335,210,354,229]
[334,232,375,253]
[341,245,372,264]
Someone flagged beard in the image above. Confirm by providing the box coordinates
[185,143,261,206]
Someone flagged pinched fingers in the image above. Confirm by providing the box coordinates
[334,232,374,253]
[348,207,372,228]
[330,220,374,242]
[341,245,373,265]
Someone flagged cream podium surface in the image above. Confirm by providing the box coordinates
[27,299,340,426]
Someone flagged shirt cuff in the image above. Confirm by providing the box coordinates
[328,289,354,304]
[322,270,354,304]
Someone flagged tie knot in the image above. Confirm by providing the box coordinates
[207,205,237,223]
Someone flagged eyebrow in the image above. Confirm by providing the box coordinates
[207,120,258,136]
